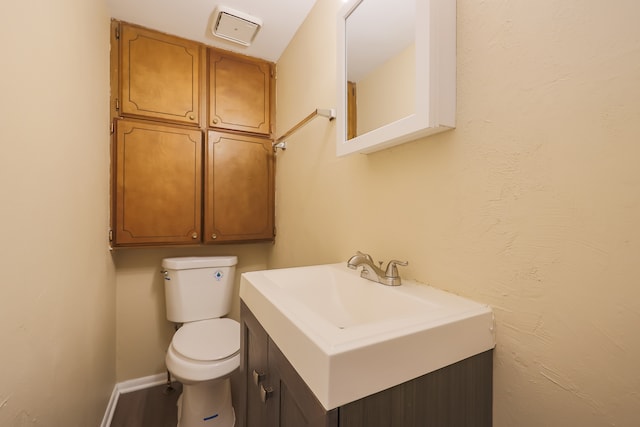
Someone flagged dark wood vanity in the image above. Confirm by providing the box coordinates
[238,302,493,427]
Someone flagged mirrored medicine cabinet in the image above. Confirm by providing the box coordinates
[336,0,457,156]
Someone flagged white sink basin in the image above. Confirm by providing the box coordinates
[240,263,495,410]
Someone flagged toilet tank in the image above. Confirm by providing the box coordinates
[162,256,238,323]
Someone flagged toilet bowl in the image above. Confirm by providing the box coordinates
[166,318,240,427]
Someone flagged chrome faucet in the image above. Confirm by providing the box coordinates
[347,251,408,286]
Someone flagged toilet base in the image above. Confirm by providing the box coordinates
[177,377,235,427]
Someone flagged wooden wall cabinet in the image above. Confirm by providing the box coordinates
[239,302,493,427]
[205,131,274,243]
[118,23,203,126]
[110,21,275,247]
[112,119,202,246]
[209,50,273,136]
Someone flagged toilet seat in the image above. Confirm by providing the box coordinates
[166,318,240,383]
[172,318,239,362]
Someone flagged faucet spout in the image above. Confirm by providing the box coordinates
[347,251,384,279]
[346,251,407,286]
[347,251,375,269]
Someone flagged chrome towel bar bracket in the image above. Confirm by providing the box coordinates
[273,108,336,153]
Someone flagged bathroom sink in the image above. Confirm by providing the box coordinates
[240,263,495,410]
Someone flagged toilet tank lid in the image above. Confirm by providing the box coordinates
[162,256,238,270]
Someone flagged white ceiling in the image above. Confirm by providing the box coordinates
[107,0,318,62]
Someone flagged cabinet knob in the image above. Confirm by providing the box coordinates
[191,232,198,239]
[211,233,217,240]
[260,384,273,403]
[212,118,218,125]
[189,114,195,120]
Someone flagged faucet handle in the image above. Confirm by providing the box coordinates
[385,260,408,278]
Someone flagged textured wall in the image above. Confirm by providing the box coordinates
[0,0,115,425]
[272,0,640,425]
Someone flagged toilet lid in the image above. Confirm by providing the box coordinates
[172,318,240,362]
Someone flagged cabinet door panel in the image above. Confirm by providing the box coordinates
[209,51,272,135]
[205,131,274,243]
[241,304,270,427]
[278,382,310,427]
[269,341,338,427]
[113,119,202,246]
[120,24,201,125]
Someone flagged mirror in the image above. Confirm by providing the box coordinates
[336,0,457,156]
[346,0,416,139]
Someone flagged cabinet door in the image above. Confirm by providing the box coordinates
[120,23,201,126]
[204,131,274,243]
[113,119,202,246]
[240,304,337,427]
[269,341,338,427]
[240,303,271,427]
[209,50,272,135]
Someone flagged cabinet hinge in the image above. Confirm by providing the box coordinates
[273,226,277,237]
[115,98,120,111]
[115,26,120,40]
[110,121,115,134]
[108,229,113,242]
[272,66,277,80]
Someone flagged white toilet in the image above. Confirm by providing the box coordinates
[162,256,240,427]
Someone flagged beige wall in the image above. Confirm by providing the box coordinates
[0,0,115,425]
[114,245,270,381]
[273,0,640,425]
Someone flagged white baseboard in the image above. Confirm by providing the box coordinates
[116,372,168,394]
[100,373,169,427]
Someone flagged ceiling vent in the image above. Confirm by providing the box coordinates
[211,6,262,46]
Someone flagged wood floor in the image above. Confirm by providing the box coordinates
[110,382,182,427]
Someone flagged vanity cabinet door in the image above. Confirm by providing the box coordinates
[204,131,274,243]
[240,303,337,427]
[112,119,202,246]
[240,303,270,427]
[268,341,338,427]
[119,23,202,126]
[209,50,273,136]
